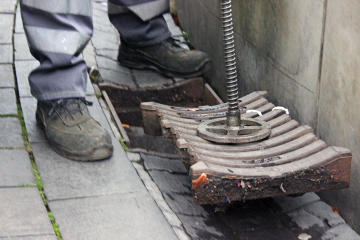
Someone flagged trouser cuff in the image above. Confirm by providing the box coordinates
[32,90,87,101]
[123,31,171,47]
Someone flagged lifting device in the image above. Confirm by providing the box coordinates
[140,0,352,205]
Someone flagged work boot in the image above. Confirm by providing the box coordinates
[36,98,114,161]
[118,37,211,78]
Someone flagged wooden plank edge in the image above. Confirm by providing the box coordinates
[102,90,131,147]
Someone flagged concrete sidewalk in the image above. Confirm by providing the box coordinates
[1,1,178,239]
[0,1,359,240]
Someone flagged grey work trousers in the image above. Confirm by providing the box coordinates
[20,0,171,101]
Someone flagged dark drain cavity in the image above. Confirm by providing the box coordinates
[99,78,209,126]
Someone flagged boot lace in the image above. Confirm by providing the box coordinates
[49,98,93,123]
[165,37,182,47]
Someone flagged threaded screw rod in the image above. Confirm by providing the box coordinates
[221,0,240,126]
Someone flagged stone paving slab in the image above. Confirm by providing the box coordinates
[92,4,105,17]
[0,235,58,240]
[132,69,174,88]
[83,43,97,69]
[14,6,24,33]
[0,88,17,115]
[93,29,119,44]
[268,193,360,239]
[48,192,177,240]
[84,52,97,69]
[163,192,208,217]
[273,193,321,213]
[31,140,146,201]
[131,162,190,239]
[0,44,12,63]
[167,23,183,37]
[176,214,233,240]
[0,149,35,187]
[288,208,326,232]
[93,24,116,35]
[0,14,13,44]
[15,60,40,98]
[0,64,15,88]
[92,15,112,27]
[148,171,192,194]
[96,49,118,61]
[93,1,107,11]
[96,55,130,73]
[84,42,96,56]
[85,75,95,95]
[0,0,16,13]
[304,201,345,227]
[0,118,24,147]
[163,13,173,22]
[14,33,33,60]
[86,95,112,134]
[173,228,191,240]
[164,13,183,37]
[98,68,135,87]
[127,128,178,154]
[92,36,119,50]
[142,153,188,174]
[321,224,360,240]
[19,97,47,143]
[162,210,184,229]
[0,188,54,238]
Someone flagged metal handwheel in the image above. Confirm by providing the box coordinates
[197,118,271,143]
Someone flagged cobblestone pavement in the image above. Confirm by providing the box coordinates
[126,127,360,240]
[0,1,359,240]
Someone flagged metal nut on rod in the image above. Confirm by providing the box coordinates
[226,110,241,128]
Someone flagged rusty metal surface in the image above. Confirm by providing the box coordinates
[140,91,352,204]
[197,117,271,143]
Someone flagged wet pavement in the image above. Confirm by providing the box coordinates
[1,0,359,239]
[126,127,360,240]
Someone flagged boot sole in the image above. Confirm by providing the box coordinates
[36,113,113,161]
[118,50,211,78]
[48,141,113,162]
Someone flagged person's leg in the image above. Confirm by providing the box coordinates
[20,0,92,101]
[107,0,211,78]
[20,0,113,161]
[108,0,171,47]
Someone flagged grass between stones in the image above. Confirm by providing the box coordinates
[119,138,130,151]
[11,3,62,239]
[11,37,62,240]
[0,114,18,118]
[48,212,61,239]
[17,184,36,188]
[17,102,62,240]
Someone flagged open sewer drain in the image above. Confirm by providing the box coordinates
[96,59,351,239]
[99,78,216,126]
[100,84,350,240]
